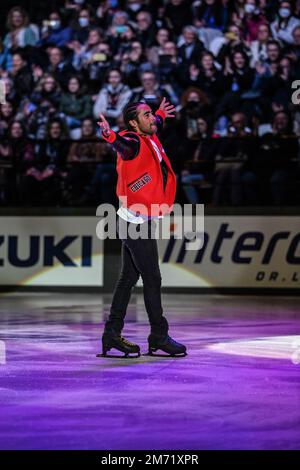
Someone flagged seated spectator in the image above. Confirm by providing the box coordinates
[72,30,111,88]
[72,6,95,44]
[66,118,107,203]
[0,101,15,137]
[283,25,300,64]
[165,0,193,37]
[215,50,255,125]
[93,68,132,127]
[9,52,34,100]
[181,116,218,203]
[39,11,73,47]
[111,23,137,59]
[3,6,39,50]
[0,77,18,108]
[255,111,299,205]
[22,118,69,206]
[0,120,34,205]
[215,23,250,67]
[147,28,171,66]
[108,10,131,46]
[262,56,296,113]
[46,46,76,89]
[186,51,226,106]
[135,10,157,48]
[153,41,181,103]
[119,41,151,88]
[174,86,211,170]
[72,27,104,69]
[60,75,93,138]
[242,0,267,42]
[177,87,212,135]
[27,98,66,140]
[132,71,171,109]
[249,23,271,67]
[194,0,227,31]
[271,1,300,45]
[30,73,61,109]
[125,0,148,21]
[177,25,204,69]
[213,112,257,205]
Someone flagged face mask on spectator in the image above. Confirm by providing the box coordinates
[50,20,61,30]
[79,17,89,27]
[279,8,291,18]
[245,4,255,14]
[128,2,141,12]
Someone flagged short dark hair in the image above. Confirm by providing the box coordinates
[123,101,145,130]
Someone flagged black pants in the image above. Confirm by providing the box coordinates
[104,217,169,336]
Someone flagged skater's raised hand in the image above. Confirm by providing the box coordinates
[159,97,176,118]
[97,114,111,137]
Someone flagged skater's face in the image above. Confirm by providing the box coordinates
[130,104,157,136]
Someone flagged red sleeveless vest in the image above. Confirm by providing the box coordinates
[115,130,177,217]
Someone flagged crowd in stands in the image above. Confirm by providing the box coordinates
[0,0,300,207]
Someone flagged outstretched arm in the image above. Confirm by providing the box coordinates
[97,114,140,161]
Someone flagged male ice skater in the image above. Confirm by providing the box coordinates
[97,98,187,357]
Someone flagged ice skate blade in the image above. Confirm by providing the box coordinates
[96,351,140,359]
[146,349,187,357]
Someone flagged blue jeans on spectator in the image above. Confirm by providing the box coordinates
[181,173,204,203]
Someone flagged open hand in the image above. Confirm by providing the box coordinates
[97,114,111,137]
[159,97,176,118]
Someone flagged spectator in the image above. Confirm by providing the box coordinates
[249,23,271,67]
[262,56,296,113]
[187,51,226,106]
[120,40,150,89]
[72,6,94,44]
[4,6,39,50]
[243,0,267,42]
[194,0,228,31]
[147,28,171,66]
[125,0,148,21]
[156,41,181,101]
[0,120,34,204]
[22,118,69,206]
[132,71,171,109]
[46,46,76,89]
[215,23,250,67]
[165,0,193,36]
[30,73,61,109]
[27,97,66,140]
[0,101,15,137]
[256,111,299,205]
[135,11,156,48]
[181,116,218,203]
[39,11,73,47]
[93,68,132,127]
[177,26,204,68]
[60,75,93,138]
[10,52,34,99]
[213,112,257,205]
[271,1,300,45]
[66,118,106,203]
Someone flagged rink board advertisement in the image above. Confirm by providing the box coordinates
[0,217,103,286]
[151,216,300,288]
[0,215,299,288]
